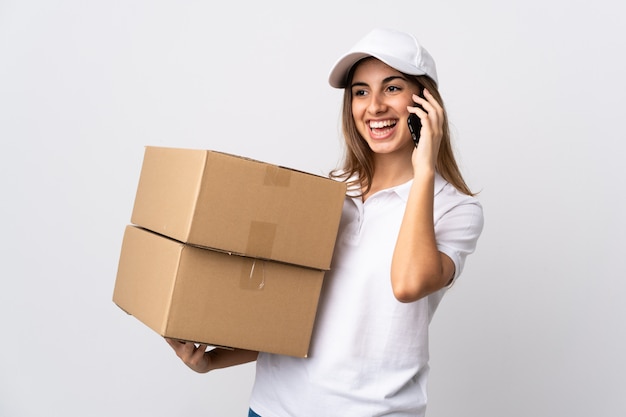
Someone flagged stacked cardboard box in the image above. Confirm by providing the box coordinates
[113,146,346,357]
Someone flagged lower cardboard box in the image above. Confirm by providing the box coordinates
[113,225,325,358]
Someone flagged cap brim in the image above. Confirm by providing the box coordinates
[328,52,370,88]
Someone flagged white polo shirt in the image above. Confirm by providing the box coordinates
[250,173,484,417]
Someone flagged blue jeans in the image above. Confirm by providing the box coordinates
[248,409,262,417]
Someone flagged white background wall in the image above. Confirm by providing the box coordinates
[1,1,625,416]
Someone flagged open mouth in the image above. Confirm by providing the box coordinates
[369,119,397,137]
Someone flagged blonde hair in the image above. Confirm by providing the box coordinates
[330,65,475,197]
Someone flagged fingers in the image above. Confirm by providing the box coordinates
[408,89,444,170]
[192,344,210,362]
[165,338,207,360]
[165,338,213,373]
[165,337,180,349]
[165,337,188,355]
[411,90,443,138]
[411,91,442,119]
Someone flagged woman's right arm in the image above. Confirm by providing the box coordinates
[165,338,258,374]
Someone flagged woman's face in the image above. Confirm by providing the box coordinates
[350,58,418,156]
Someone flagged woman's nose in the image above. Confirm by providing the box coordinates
[367,93,386,114]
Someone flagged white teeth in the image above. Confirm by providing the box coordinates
[370,120,396,128]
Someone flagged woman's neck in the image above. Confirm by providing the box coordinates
[363,152,414,200]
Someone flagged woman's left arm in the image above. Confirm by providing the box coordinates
[391,171,455,302]
[390,89,454,303]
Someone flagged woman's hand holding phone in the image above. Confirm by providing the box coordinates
[408,89,444,172]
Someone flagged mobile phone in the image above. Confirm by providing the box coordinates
[407,113,421,147]
[407,91,426,147]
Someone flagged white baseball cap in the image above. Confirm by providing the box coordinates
[328,28,438,88]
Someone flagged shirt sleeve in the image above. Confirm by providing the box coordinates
[434,193,484,286]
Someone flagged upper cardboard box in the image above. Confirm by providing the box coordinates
[131,146,346,270]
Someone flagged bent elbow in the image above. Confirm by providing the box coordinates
[393,288,420,303]
[391,280,428,303]
[391,272,443,303]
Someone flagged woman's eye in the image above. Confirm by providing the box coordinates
[387,85,401,93]
[353,89,367,97]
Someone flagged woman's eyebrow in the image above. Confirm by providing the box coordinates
[383,75,407,84]
[351,75,407,89]
[350,81,369,89]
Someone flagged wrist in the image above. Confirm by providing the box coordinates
[413,167,435,183]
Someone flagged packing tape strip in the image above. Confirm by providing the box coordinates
[238,165,288,290]
[263,165,291,187]
[240,221,276,290]
[247,221,277,259]
[240,258,266,290]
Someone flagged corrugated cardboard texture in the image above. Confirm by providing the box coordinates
[113,225,325,358]
[131,146,346,270]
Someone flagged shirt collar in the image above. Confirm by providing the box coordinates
[346,171,448,202]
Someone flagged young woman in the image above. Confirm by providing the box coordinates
[167,28,484,417]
